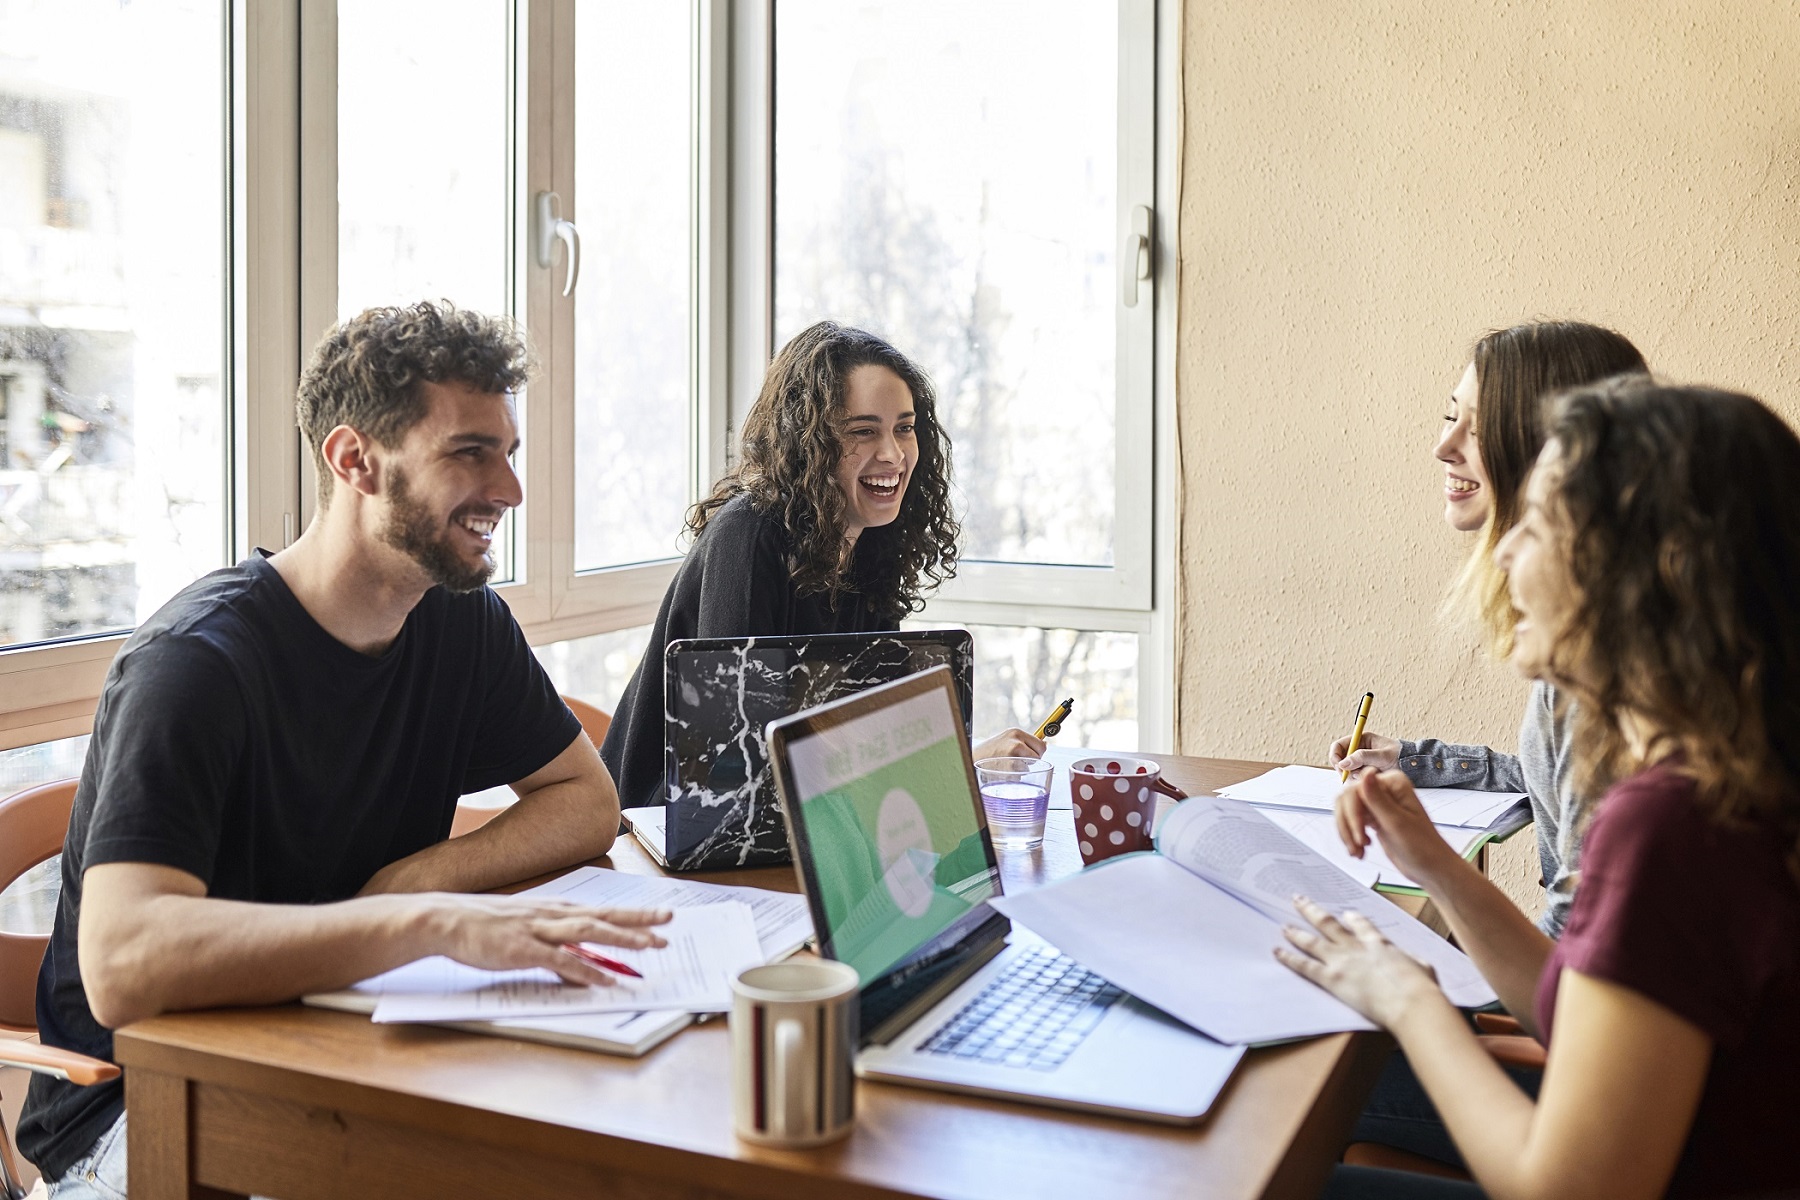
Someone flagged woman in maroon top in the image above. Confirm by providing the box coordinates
[1278,376,1800,1200]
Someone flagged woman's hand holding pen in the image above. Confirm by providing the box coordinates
[1334,770,1460,889]
[974,729,1046,760]
[1328,731,1401,777]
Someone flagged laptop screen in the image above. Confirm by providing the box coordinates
[781,681,1001,985]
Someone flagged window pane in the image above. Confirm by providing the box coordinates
[336,2,510,319]
[337,3,516,583]
[534,624,653,716]
[918,623,1137,751]
[0,0,229,648]
[572,5,692,570]
[775,2,1117,568]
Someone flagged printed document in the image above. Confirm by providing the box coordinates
[369,901,761,1023]
[520,864,813,961]
[991,795,1495,1044]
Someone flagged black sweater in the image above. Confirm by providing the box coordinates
[600,494,888,809]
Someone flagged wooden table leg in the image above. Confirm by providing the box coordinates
[127,1069,243,1200]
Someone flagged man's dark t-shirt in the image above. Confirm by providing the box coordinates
[18,553,579,1180]
[600,494,887,810]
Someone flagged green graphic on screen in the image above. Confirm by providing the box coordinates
[799,731,998,984]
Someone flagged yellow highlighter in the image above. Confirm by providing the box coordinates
[1340,691,1375,782]
[1034,698,1074,740]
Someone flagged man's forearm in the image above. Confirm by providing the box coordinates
[82,889,440,1028]
[1391,995,1540,1199]
[1416,853,1554,1033]
[364,778,619,897]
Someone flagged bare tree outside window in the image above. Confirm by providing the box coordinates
[776,2,1137,749]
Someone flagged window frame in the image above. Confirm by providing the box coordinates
[0,0,1180,756]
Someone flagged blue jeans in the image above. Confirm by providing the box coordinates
[45,1113,126,1200]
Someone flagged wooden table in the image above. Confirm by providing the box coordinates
[115,756,1395,1200]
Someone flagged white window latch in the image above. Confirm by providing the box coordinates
[534,191,581,297]
[1122,204,1153,308]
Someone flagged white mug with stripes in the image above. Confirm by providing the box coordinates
[730,959,860,1147]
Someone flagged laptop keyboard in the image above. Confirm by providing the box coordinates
[916,945,1123,1072]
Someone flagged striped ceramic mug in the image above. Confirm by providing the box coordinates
[730,959,860,1146]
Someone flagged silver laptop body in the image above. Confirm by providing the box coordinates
[766,666,1243,1124]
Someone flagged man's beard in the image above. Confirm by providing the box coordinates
[381,466,497,594]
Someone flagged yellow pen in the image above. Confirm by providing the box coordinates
[1340,692,1374,782]
[1033,698,1074,740]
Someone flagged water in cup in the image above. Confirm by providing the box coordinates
[975,757,1053,849]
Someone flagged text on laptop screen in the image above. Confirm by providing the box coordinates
[785,686,1000,984]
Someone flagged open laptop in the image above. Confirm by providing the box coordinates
[766,665,1244,1124]
[621,629,973,872]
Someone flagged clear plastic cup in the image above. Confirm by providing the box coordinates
[975,757,1054,849]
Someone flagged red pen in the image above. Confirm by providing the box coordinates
[561,943,644,979]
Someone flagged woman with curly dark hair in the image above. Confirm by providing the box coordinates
[1287,376,1800,1199]
[601,321,1041,810]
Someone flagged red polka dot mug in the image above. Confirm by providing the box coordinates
[1070,755,1182,865]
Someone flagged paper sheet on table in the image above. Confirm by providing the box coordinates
[992,796,1493,1044]
[521,864,812,961]
[370,902,761,1023]
[1258,809,1485,890]
[1216,765,1524,829]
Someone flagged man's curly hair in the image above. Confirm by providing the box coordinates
[689,321,959,623]
[296,301,532,506]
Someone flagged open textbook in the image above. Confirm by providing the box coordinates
[1214,765,1531,892]
[990,794,1496,1045]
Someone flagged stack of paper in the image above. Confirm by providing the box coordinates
[1214,765,1529,890]
[304,866,814,1056]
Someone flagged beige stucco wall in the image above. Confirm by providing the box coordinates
[1175,1,1800,905]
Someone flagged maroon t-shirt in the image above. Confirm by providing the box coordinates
[1536,761,1800,1198]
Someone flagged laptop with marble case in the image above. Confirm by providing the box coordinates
[621,629,974,871]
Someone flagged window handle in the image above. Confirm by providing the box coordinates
[534,191,581,297]
[1122,204,1153,308]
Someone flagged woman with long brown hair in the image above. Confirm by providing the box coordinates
[1291,377,1800,1199]
[1330,321,1647,936]
[602,321,1039,809]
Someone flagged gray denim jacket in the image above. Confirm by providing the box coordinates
[1398,681,1581,937]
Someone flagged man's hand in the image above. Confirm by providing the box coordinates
[1273,895,1447,1029]
[423,893,672,986]
[1328,730,1400,777]
[974,728,1046,761]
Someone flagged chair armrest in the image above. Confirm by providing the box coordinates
[1479,1034,1547,1071]
[0,1042,120,1086]
[1473,1012,1526,1036]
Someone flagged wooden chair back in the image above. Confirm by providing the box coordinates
[0,780,76,1031]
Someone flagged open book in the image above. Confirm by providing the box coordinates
[990,794,1496,1045]
[1214,765,1532,893]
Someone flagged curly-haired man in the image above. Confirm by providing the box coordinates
[20,302,669,1197]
